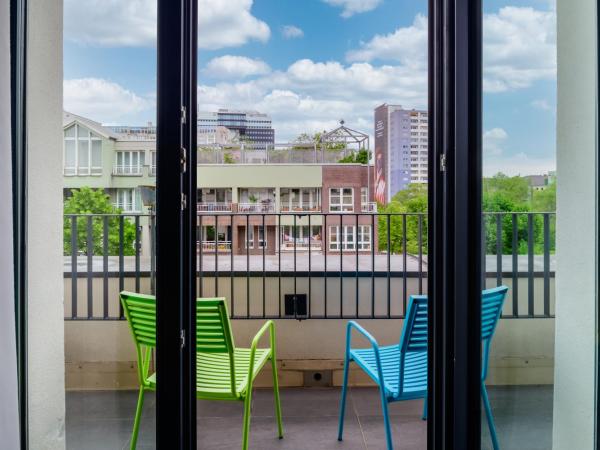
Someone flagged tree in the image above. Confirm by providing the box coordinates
[378,184,428,254]
[531,183,556,212]
[64,187,137,256]
[338,149,371,164]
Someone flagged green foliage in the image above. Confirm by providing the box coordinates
[378,184,428,254]
[378,174,556,255]
[338,149,371,164]
[223,152,235,164]
[64,187,137,256]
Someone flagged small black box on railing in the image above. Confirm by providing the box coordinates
[285,294,307,317]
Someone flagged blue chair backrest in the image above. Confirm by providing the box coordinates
[398,295,428,395]
[481,286,509,380]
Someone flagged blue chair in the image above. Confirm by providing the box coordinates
[337,286,508,450]
[481,285,509,450]
[337,295,428,450]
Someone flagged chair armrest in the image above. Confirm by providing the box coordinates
[347,321,379,350]
[346,321,386,391]
[248,320,276,381]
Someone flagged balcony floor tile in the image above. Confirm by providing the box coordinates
[66,386,552,450]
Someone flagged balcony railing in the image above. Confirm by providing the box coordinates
[112,165,142,176]
[63,211,555,321]
[238,202,276,213]
[199,240,232,252]
[280,202,321,213]
[197,143,359,165]
[197,202,233,213]
[361,202,377,213]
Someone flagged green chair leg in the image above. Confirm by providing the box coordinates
[130,386,145,450]
[271,356,284,439]
[242,383,253,450]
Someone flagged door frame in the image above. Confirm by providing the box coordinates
[155,0,198,447]
[428,0,483,448]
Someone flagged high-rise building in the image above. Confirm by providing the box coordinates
[198,109,275,148]
[374,104,429,203]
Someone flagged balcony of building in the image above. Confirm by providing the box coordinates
[61,210,556,449]
[280,188,321,213]
[198,188,233,213]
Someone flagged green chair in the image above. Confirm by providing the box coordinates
[120,291,283,450]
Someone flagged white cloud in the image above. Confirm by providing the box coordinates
[323,0,383,18]
[205,56,271,79]
[531,99,553,111]
[483,152,555,177]
[63,78,154,123]
[347,7,556,93]
[346,14,428,68]
[483,7,556,92]
[197,58,427,141]
[64,0,270,49]
[281,25,304,39]
[483,128,508,156]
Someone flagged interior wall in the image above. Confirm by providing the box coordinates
[27,0,65,448]
[553,0,598,448]
[0,0,21,447]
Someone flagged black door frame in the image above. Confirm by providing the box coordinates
[155,0,198,447]
[10,0,28,448]
[428,0,483,449]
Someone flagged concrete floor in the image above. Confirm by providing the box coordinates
[66,385,552,449]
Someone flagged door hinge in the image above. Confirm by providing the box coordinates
[180,329,186,349]
[181,106,187,124]
[181,193,187,210]
[180,147,187,173]
[440,153,447,172]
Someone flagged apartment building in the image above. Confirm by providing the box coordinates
[196,163,376,255]
[63,112,377,255]
[63,112,156,213]
[374,104,429,202]
[198,109,275,149]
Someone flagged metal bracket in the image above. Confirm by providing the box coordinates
[180,147,187,173]
[440,153,447,172]
[181,193,187,210]
[181,106,187,124]
[180,329,186,349]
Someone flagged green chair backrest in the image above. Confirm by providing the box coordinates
[196,297,235,354]
[120,291,156,385]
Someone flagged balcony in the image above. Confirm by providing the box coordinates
[112,164,143,176]
[197,201,233,213]
[62,211,556,449]
[280,202,321,213]
[238,202,276,213]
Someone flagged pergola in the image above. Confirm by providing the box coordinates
[318,119,370,151]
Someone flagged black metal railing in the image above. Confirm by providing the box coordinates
[63,212,555,321]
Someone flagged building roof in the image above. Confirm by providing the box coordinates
[63,111,157,142]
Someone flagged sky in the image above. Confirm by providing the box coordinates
[63,0,557,176]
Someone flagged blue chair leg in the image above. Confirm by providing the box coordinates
[379,386,393,450]
[337,351,351,441]
[421,395,427,421]
[481,382,499,450]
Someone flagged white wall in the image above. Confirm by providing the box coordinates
[553,0,598,448]
[0,0,21,447]
[27,0,65,448]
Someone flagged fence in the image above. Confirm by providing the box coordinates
[63,212,555,321]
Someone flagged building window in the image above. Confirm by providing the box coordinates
[361,187,368,205]
[329,188,353,212]
[201,226,232,251]
[115,151,144,175]
[115,189,138,212]
[244,226,267,249]
[150,151,157,176]
[358,225,372,251]
[64,124,102,176]
[329,226,355,251]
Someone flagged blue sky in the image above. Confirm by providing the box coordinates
[63,0,556,176]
